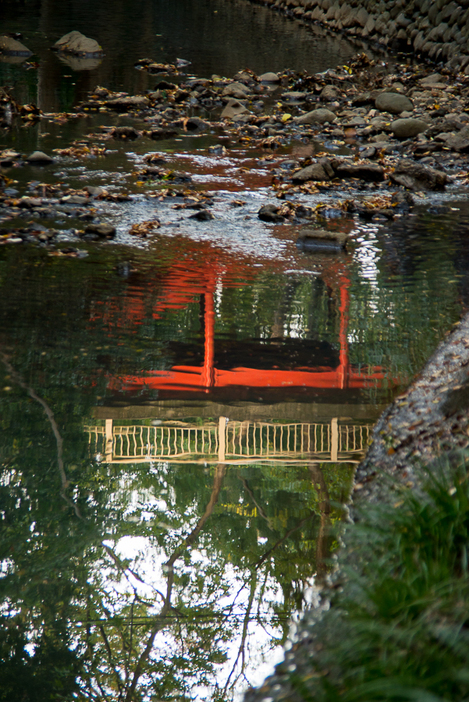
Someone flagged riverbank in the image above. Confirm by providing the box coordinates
[248,0,469,73]
[244,311,469,702]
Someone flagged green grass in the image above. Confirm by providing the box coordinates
[290,452,469,702]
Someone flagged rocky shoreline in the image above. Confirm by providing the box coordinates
[2,51,469,246]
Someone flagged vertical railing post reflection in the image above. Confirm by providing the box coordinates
[105,419,113,462]
[218,416,226,463]
[202,287,216,390]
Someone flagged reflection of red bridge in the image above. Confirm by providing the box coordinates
[100,240,399,398]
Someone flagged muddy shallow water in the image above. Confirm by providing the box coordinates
[1,1,469,700]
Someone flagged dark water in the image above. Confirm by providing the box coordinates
[0,0,358,112]
[0,2,468,700]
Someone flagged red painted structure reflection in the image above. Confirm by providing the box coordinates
[100,239,396,397]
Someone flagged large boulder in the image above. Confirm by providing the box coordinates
[53,31,103,57]
[375,92,413,114]
[390,160,451,190]
[0,35,32,56]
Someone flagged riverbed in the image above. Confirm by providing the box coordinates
[1,1,468,700]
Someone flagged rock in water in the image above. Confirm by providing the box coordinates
[53,31,103,57]
[26,151,54,164]
[221,99,249,119]
[390,160,451,191]
[297,229,348,253]
[0,35,32,56]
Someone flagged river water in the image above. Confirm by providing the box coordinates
[0,1,468,700]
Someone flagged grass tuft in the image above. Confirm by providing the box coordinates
[290,452,469,702]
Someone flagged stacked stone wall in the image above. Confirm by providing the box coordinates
[251,0,469,71]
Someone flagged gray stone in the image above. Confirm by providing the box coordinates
[391,118,429,139]
[104,96,150,111]
[259,72,280,83]
[54,31,103,57]
[293,108,337,125]
[26,151,54,164]
[390,160,451,190]
[439,134,469,152]
[221,99,249,119]
[84,223,116,239]
[297,229,348,252]
[375,92,414,114]
[291,162,333,183]
[258,204,284,223]
[0,35,32,56]
[333,162,385,182]
[320,85,340,101]
[222,82,252,98]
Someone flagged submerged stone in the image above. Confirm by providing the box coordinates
[297,229,348,252]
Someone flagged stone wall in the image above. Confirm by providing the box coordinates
[249,0,469,72]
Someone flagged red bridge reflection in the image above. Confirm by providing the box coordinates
[98,238,400,399]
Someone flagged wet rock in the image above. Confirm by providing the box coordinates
[291,161,333,183]
[26,151,54,165]
[259,72,280,83]
[437,133,469,152]
[333,161,385,182]
[53,31,103,57]
[104,96,150,112]
[320,85,340,101]
[0,150,20,166]
[391,190,415,212]
[0,35,32,56]
[149,127,179,140]
[182,117,209,133]
[83,223,116,239]
[110,126,140,140]
[375,92,413,114]
[222,82,252,98]
[18,197,42,208]
[258,204,285,223]
[297,229,348,252]
[282,91,307,102]
[390,160,451,191]
[221,99,249,119]
[391,118,429,139]
[189,210,214,221]
[84,186,105,197]
[61,195,89,206]
[293,108,337,125]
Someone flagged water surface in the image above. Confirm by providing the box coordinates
[0,2,468,700]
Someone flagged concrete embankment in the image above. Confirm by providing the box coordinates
[250,0,469,71]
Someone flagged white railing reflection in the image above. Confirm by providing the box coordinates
[85,417,371,464]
